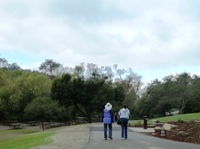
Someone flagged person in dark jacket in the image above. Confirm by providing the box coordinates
[114,112,118,123]
[101,102,114,140]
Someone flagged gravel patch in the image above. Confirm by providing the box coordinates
[31,124,92,149]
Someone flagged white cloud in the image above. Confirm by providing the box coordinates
[0,0,200,83]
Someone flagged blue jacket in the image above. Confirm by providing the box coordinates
[101,109,114,124]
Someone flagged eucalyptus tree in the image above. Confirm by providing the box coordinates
[8,63,21,71]
[0,57,21,70]
[39,59,62,76]
[67,63,114,81]
[0,58,9,68]
[72,63,141,112]
[113,64,143,112]
[75,63,142,102]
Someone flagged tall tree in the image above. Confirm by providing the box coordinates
[51,73,124,123]
[0,58,9,68]
[8,63,21,71]
[113,64,143,112]
[183,74,200,113]
[39,59,62,76]
[172,73,193,114]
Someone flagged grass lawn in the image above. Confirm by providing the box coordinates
[154,112,200,122]
[0,128,55,149]
[129,112,200,126]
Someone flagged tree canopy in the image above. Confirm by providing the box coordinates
[24,96,65,130]
[51,73,125,122]
[136,72,200,118]
[0,56,200,123]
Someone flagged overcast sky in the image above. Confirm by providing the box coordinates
[0,0,200,84]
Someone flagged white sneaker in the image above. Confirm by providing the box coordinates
[121,138,125,139]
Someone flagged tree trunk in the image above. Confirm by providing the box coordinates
[41,121,44,130]
[87,115,92,123]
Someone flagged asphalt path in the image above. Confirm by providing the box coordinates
[82,123,200,149]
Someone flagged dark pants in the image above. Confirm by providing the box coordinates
[104,124,112,138]
[120,118,128,139]
[114,118,118,123]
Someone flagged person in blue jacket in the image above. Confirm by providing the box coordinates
[101,102,114,140]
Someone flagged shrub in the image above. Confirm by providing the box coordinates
[178,118,184,123]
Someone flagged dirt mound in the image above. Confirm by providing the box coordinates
[147,121,200,144]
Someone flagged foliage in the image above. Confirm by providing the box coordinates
[24,97,66,127]
[0,58,9,68]
[1,56,200,122]
[0,57,21,70]
[39,59,62,76]
[113,65,143,112]
[135,73,200,118]
[51,73,125,123]
[178,118,184,123]
[8,63,21,71]
[0,69,52,121]
[184,75,200,113]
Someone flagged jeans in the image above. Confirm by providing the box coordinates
[114,119,118,123]
[120,118,128,139]
[104,124,112,138]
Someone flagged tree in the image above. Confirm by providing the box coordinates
[52,62,143,115]
[135,72,196,118]
[24,96,65,130]
[0,68,20,120]
[113,65,143,96]
[172,73,193,114]
[0,69,52,121]
[183,74,200,113]
[39,59,62,76]
[113,64,143,112]
[8,63,21,71]
[0,58,9,68]
[51,73,124,123]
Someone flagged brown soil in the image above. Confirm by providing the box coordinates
[143,121,200,144]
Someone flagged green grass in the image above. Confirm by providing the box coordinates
[129,112,200,126]
[0,128,55,149]
[154,112,200,123]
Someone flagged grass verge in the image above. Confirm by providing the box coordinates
[129,112,200,126]
[154,112,200,123]
[0,128,55,149]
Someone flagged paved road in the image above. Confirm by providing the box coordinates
[82,123,200,149]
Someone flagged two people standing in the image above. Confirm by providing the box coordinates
[101,103,130,140]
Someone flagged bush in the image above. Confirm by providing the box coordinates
[178,118,184,123]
